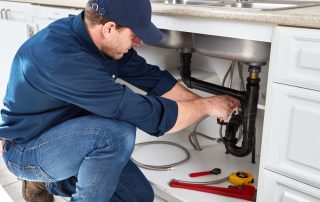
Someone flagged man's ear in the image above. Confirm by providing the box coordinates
[102,22,117,38]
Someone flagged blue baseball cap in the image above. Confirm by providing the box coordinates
[87,0,163,45]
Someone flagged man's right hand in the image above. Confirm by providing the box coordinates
[167,94,240,134]
[205,94,240,121]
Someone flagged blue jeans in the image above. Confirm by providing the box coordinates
[3,115,154,202]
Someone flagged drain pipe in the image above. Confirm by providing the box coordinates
[178,50,264,158]
[224,66,262,157]
[179,49,245,100]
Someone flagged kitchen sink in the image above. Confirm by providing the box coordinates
[155,29,193,49]
[152,29,270,63]
[212,1,320,10]
[151,0,222,5]
[151,0,320,11]
[193,33,271,63]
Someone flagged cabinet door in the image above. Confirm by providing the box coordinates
[270,26,320,91]
[257,170,320,202]
[262,83,320,188]
[0,20,36,109]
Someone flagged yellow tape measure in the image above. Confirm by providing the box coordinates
[228,171,254,186]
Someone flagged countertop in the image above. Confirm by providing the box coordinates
[3,0,320,28]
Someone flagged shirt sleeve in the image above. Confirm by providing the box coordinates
[24,52,178,136]
[118,49,177,96]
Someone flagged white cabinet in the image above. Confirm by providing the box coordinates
[271,26,320,91]
[263,83,320,188]
[258,170,320,202]
[258,26,320,201]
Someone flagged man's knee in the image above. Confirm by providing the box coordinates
[93,119,136,162]
[118,122,136,152]
[113,122,136,162]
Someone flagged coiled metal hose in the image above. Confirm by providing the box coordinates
[131,141,190,171]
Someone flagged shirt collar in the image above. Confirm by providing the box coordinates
[72,11,112,62]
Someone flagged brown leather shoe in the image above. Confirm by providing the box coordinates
[22,180,54,202]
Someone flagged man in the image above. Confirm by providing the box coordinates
[0,0,239,201]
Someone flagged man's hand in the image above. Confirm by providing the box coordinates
[167,94,240,134]
[205,95,240,121]
[163,83,239,121]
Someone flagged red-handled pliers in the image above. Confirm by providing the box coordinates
[169,180,256,201]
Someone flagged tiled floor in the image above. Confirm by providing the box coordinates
[0,155,166,202]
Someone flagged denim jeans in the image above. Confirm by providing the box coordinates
[2,115,154,202]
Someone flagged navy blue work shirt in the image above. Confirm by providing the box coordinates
[0,12,178,143]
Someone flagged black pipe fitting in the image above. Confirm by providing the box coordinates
[180,53,192,87]
[225,74,259,156]
[224,114,242,144]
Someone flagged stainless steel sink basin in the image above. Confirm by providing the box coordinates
[155,29,193,49]
[151,0,320,11]
[193,33,271,63]
[212,1,320,10]
[152,29,270,63]
[151,0,222,5]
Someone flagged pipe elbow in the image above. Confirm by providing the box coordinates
[224,115,254,157]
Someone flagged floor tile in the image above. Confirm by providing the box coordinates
[0,156,19,187]
[54,196,68,202]
[0,184,13,202]
[4,181,24,202]
[154,195,167,202]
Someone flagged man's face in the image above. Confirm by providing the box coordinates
[102,26,141,60]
